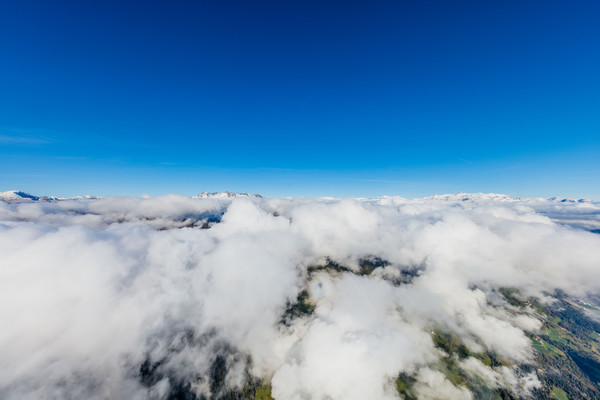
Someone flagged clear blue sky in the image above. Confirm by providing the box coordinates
[1,1,599,198]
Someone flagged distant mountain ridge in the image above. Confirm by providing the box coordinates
[0,190,99,203]
[424,192,519,202]
[424,192,593,203]
[547,196,593,204]
[193,191,263,199]
[0,190,42,202]
[0,190,593,204]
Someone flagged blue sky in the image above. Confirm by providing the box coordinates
[1,1,599,198]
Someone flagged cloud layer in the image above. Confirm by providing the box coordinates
[1,194,599,399]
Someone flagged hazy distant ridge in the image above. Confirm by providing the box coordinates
[0,189,593,204]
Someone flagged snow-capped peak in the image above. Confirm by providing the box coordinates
[193,191,262,199]
[0,190,100,203]
[0,190,40,202]
[547,196,593,204]
[424,192,520,202]
[419,192,596,204]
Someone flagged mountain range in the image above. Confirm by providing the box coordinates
[0,189,593,204]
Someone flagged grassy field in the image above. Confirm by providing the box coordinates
[551,386,568,400]
[254,385,274,400]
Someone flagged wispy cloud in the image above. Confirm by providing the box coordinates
[54,156,89,161]
[159,161,182,166]
[0,134,51,145]
[357,178,414,184]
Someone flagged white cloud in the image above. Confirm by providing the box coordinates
[0,194,599,399]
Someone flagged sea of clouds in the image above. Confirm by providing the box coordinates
[1,194,599,399]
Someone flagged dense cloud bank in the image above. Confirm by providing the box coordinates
[1,194,599,399]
